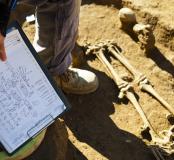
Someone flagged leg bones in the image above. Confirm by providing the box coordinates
[97,49,160,141]
[85,42,174,155]
[107,44,174,116]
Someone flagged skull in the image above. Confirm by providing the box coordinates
[133,23,155,54]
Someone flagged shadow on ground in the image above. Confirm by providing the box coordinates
[147,47,174,77]
[10,2,174,160]
[63,59,156,160]
[67,141,88,160]
[120,25,174,77]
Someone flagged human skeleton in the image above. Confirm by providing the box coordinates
[84,41,174,160]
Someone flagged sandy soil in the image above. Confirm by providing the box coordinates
[64,2,174,160]
[122,0,174,51]
[5,0,174,160]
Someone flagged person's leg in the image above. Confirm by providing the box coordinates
[31,0,81,74]
[33,2,56,65]
[51,0,98,94]
[22,0,99,94]
[18,0,55,64]
[48,0,81,75]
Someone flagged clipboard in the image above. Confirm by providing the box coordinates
[0,21,71,155]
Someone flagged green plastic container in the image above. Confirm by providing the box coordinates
[0,130,46,160]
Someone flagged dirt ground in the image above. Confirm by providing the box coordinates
[8,0,174,160]
[64,2,174,160]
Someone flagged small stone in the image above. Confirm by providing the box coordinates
[118,8,137,23]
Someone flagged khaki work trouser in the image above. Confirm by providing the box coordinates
[20,0,81,75]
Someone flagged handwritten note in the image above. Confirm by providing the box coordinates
[0,28,66,153]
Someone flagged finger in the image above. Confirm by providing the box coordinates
[0,42,7,61]
[0,50,7,61]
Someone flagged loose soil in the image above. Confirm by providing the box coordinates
[7,0,174,160]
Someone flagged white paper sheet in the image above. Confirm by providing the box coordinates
[0,28,66,153]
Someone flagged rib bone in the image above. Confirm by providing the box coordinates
[108,44,174,115]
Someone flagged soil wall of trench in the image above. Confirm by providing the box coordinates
[84,0,174,52]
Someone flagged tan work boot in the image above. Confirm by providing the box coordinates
[54,68,99,94]
[71,43,85,67]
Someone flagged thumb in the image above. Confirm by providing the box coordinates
[0,35,7,61]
